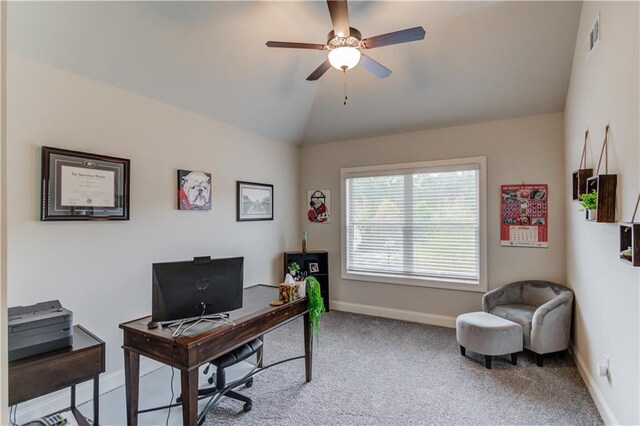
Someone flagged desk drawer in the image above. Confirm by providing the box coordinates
[9,346,102,405]
[125,332,188,366]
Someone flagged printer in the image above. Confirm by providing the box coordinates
[8,300,73,362]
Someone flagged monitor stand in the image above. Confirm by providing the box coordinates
[163,313,235,338]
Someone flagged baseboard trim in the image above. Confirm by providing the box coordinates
[330,300,457,328]
[569,344,620,425]
[14,358,163,424]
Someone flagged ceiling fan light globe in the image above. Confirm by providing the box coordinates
[328,47,361,71]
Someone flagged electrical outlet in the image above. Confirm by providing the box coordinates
[597,354,610,377]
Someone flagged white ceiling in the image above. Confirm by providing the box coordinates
[8,1,581,145]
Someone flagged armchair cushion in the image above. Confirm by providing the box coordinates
[489,304,536,348]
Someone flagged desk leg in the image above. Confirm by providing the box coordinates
[257,335,264,368]
[124,349,140,426]
[303,313,313,382]
[93,375,100,426]
[180,369,198,426]
[70,384,76,409]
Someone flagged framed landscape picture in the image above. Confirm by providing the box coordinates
[41,146,130,221]
[237,181,273,221]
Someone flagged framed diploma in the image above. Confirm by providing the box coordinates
[41,146,130,221]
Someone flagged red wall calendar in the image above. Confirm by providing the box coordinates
[500,184,548,248]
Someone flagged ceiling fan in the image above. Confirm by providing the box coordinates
[266,0,426,81]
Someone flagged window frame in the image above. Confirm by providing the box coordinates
[340,156,487,293]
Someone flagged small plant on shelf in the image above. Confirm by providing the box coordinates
[305,276,325,339]
[287,262,303,280]
[579,189,598,220]
[579,189,597,210]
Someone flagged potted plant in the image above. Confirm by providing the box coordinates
[287,261,301,279]
[305,276,325,339]
[579,189,598,220]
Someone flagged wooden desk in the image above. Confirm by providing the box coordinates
[9,325,105,426]
[120,284,312,426]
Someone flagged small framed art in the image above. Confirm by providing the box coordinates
[178,169,212,210]
[237,181,273,221]
[307,262,320,274]
[41,146,130,221]
[307,189,330,223]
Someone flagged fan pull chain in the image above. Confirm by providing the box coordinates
[343,69,348,106]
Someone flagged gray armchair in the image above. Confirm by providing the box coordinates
[482,280,574,366]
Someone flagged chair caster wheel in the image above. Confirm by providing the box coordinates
[245,378,253,388]
[243,402,252,412]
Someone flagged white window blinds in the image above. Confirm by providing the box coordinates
[345,164,480,284]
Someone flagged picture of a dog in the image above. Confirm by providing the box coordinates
[178,170,211,210]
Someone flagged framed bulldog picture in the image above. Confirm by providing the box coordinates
[41,146,130,221]
[177,169,212,210]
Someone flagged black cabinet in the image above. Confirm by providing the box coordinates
[284,251,329,311]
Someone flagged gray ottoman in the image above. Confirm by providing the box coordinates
[456,311,523,369]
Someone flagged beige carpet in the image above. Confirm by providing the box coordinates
[202,311,602,426]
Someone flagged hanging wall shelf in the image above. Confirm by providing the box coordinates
[585,125,617,223]
[619,194,640,266]
[572,130,593,201]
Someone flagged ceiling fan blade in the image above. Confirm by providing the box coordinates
[360,54,392,79]
[361,26,426,49]
[306,59,332,81]
[327,0,350,37]
[266,41,326,50]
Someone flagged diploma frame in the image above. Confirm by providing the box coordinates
[41,146,130,221]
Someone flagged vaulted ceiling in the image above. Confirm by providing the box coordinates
[8,1,581,145]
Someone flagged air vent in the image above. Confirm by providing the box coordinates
[589,14,600,52]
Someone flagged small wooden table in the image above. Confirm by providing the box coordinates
[120,284,312,426]
[9,325,105,426]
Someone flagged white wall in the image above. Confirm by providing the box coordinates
[564,2,639,425]
[7,55,299,417]
[300,112,566,323]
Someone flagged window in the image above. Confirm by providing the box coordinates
[341,157,487,292]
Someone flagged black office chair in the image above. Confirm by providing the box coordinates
[179,338,262,416]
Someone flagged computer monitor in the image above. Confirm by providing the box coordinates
[151,256,244,323]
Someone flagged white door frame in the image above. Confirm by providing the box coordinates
[1,0,9,422]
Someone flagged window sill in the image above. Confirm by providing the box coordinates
[342,270,487,293]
